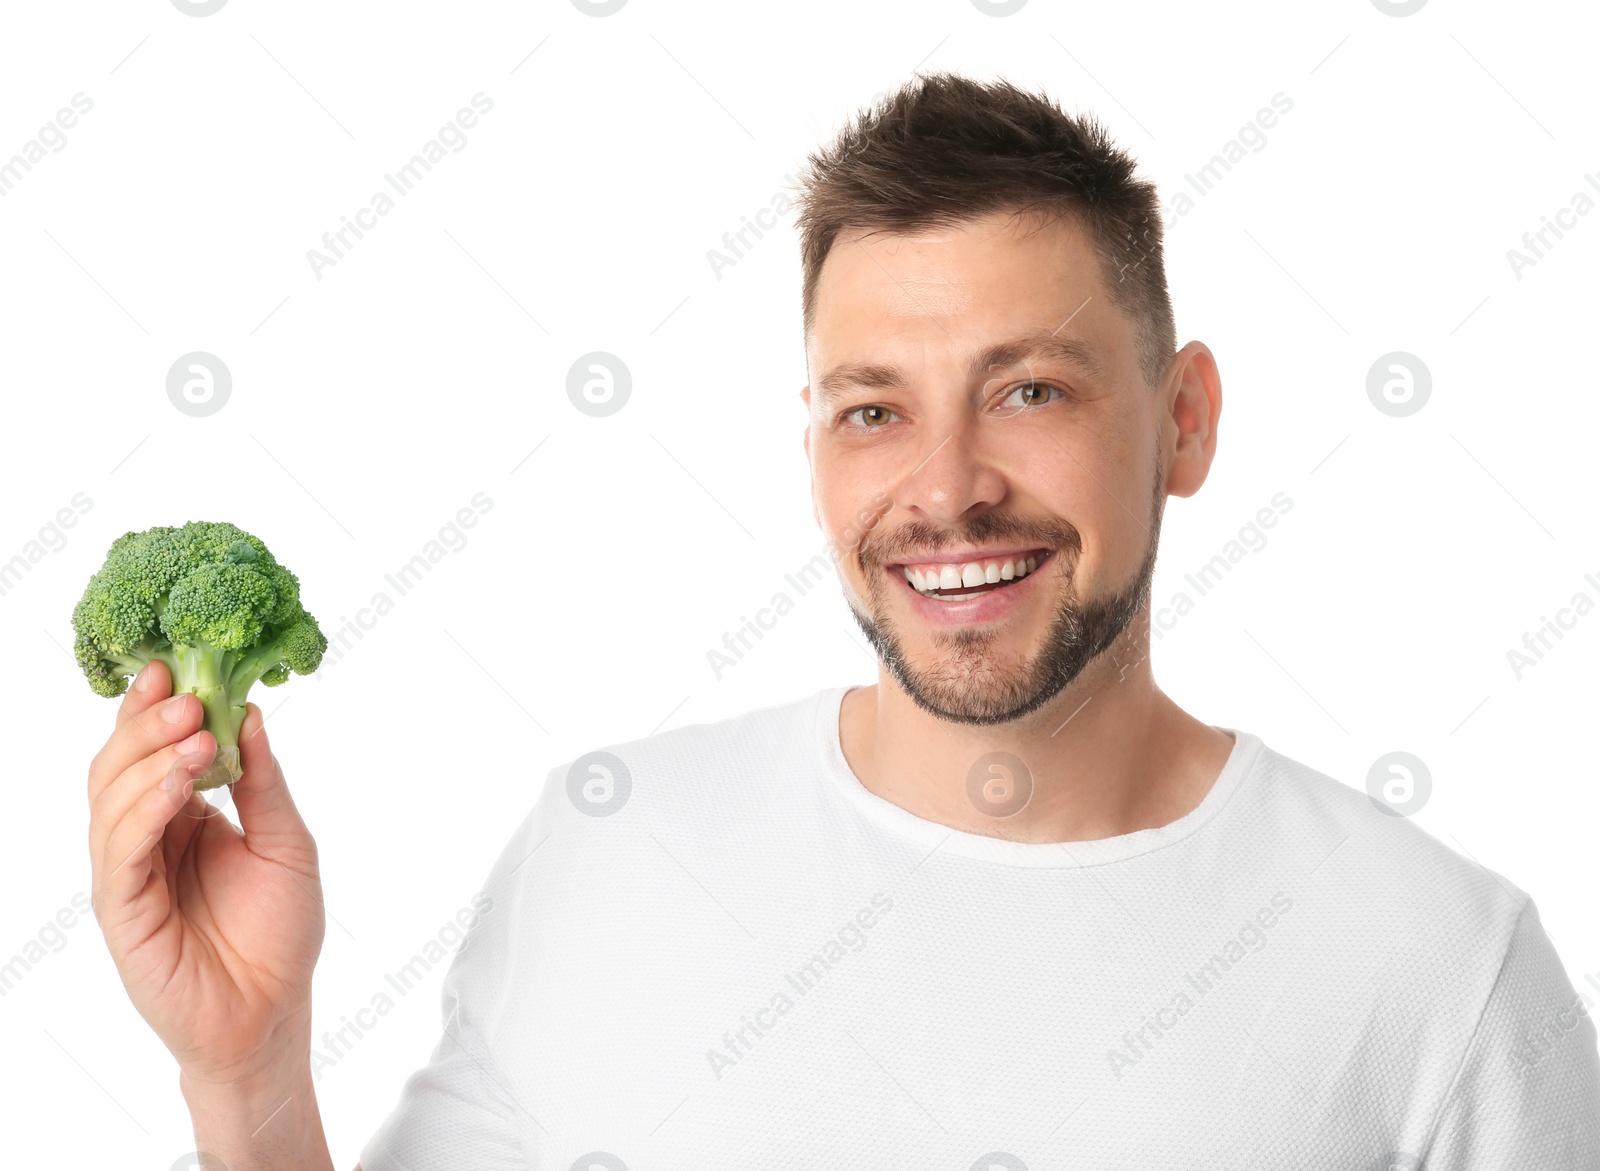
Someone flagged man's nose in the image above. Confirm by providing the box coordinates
[889,423,1007,528]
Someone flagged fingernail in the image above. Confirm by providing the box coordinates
[160,695,190,723]
[134,665,151,692]
[177,731,207,754]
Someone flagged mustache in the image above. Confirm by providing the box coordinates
[856,514,1083,569]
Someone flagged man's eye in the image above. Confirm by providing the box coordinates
[845,405,900,427]
[1002,382,1062,408]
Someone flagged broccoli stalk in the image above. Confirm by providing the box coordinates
[72,521,327,792]
[171,642,244,788]
[178,624,323,788]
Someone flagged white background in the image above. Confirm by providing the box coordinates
[2,0,1596,1164]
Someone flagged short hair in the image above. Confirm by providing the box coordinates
[793,71,1176,389]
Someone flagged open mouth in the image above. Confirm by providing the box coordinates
[894,548,1053,602]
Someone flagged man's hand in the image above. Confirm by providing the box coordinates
[87,658,335,1167]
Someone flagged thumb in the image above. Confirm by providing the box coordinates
[232,702,312,843]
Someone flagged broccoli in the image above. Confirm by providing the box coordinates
[72,521,327,791]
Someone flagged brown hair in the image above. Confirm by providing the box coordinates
[793,71,1176,389]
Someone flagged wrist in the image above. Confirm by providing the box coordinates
[180,1058,332,1171]
[177,1004,316,1101]
[179,1053,311,1110]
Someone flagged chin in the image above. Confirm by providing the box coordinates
[861,620,1086,727]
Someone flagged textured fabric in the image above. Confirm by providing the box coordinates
[360,686,1600,1169]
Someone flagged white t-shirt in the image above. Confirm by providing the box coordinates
[359,687,1600,1169]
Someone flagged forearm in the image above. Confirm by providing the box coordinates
[180,1057,336,1171]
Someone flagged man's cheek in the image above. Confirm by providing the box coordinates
[837,491,892,556]
[858,489,892,531]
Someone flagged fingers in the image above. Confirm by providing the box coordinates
[96,751,211,922]
[233,703,312,843]
[89,727,217,868]
[90,677,204,806]
[116,659,170,725]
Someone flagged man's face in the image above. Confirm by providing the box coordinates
[802,209,1169,726]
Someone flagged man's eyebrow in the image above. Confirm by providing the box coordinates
[972,330,1107,386]
[813,329,1107,408]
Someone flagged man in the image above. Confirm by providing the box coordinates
[87,72,1599,1169]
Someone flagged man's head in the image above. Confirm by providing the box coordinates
[794,73,1222,726]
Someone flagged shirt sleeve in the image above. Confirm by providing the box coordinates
[1423,897,1600,1168]
[359,779,558,1170]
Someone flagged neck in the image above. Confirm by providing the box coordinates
[838,626,1235,845]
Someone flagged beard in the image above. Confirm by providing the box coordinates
[845,469,1164,728]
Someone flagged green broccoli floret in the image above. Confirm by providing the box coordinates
[71,521,327,791]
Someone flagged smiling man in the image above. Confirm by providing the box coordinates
[802,190,1236,849]
[90,73,1598,1171]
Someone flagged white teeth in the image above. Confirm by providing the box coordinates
[901,552,1046,595]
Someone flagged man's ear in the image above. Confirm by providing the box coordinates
[1163,342,1222,499]
[800,385,811,460]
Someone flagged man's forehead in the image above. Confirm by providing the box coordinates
[805,211,1117,380]
[815,213,1101,319]
[881,278,974,319]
